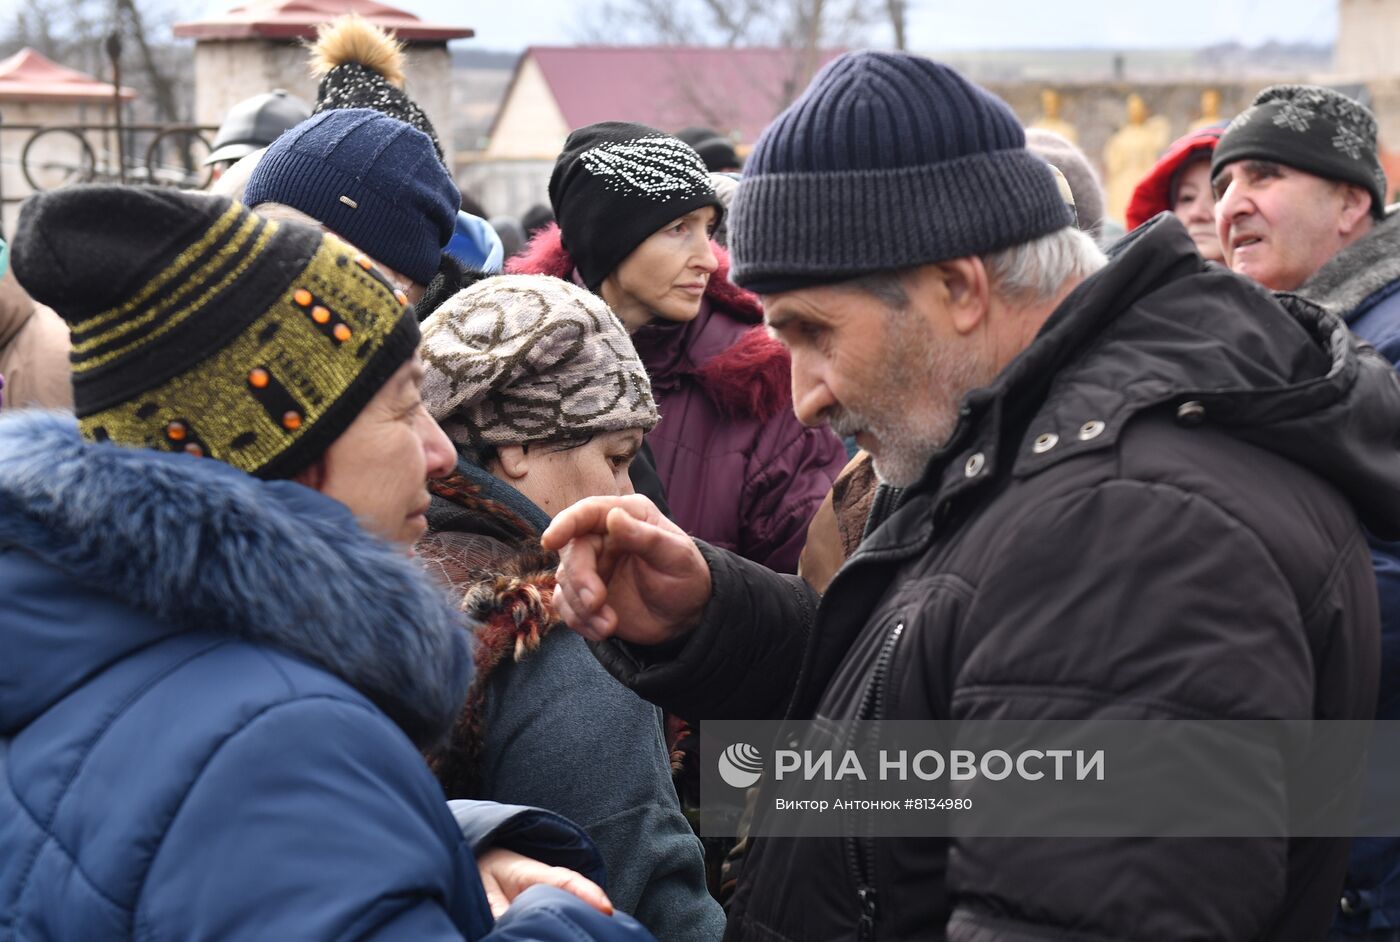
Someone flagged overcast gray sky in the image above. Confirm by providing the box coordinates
[356,0,1338,53]
[3,0,1334,54]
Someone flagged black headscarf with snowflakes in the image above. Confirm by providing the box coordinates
[549,121,724,291]
[1212,84,1387,218]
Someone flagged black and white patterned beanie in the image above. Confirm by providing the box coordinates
[1213,85,1387,219]
[419,274,659,449]
[548,121,723,291]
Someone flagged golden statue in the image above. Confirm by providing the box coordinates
[1029,89,1078,144]
[1190,88,1224,130]
[1103,93,1171,225]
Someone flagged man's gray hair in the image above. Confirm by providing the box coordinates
[981,225,1107,303]
[845,226,1107,310]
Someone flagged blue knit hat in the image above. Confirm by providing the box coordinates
[243,108,459,285]
[729,52,1075,293]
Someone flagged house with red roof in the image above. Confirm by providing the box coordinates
[485,45,840,160]
[0,48,137,233]
[460,45,838,217]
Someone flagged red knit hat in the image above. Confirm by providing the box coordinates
[1125,126,1224,231]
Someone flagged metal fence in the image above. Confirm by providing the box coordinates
[0,119,219,208]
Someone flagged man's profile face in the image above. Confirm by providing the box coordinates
[1213,159,1364,291]
[764,278,988,487]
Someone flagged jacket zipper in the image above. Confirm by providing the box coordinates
[848,619,905,942]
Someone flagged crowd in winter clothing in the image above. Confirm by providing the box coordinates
[6,14,1400,941]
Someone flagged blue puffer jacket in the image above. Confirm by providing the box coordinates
[1298,212,1400,935]
[0,411,654,942]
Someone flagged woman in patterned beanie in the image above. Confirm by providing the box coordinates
[418,273,725,942]
[507,121,846,576]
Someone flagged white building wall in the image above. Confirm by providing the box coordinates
[484,55,569,160]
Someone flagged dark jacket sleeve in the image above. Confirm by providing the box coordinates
[740,410,847,573]
[591,542,819,722]
[487,886,657,942]
[479,630,725,942]
[946,480,1326,941]
[448,799,608,886]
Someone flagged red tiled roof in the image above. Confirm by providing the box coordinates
[0,48,136,104]
[511,46,842,145]
[173,0,473,42]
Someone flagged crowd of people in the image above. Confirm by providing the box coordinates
[3,14,1400,941]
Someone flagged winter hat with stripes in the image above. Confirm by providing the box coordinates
[11,185,418,479]
[729,51,1075,294]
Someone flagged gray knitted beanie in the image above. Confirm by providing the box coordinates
[420,274,659,449]
[1025,128,1106,238]
[729,51,1075,294]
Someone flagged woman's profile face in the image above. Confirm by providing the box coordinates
[490,429,645,516]
[1172,158,1223,263]
[601,207,719,331]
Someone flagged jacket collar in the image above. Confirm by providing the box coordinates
[0,412,473,747]
[1296,210,1400,322]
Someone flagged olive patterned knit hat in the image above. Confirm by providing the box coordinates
[11,185,418,479]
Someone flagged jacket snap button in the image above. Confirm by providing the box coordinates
[1340,894,1357,915]
[1176,401,1206,426]
[1078,420,1105,440]
[1032,433,1058,454]
[964,452,985,477]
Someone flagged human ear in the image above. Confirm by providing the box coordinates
[494,444,531,482]
[936,257,991,336]
[1340,183,1374,235]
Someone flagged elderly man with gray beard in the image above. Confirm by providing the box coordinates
[541,52,1400,941]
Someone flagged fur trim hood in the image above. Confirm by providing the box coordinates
[0,411,473,747]
[507,224,793,422]
[1296,210,1400,321]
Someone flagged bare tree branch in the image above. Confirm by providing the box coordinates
[885,0,907,50]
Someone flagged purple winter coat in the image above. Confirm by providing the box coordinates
[509,225,846,572]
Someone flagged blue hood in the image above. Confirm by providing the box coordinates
[0,411,473,747]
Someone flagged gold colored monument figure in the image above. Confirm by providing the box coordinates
[1191,88,1224,130]
[1030,89,1078,144]
[1103,94,1171,225]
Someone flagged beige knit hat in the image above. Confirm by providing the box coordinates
[420,274,658,448]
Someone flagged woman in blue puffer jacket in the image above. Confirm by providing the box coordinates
[0,184,653,942]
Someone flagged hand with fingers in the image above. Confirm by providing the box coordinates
[476,847,613,919]
[540,494,711,645]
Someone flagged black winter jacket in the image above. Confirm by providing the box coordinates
[594,219,1400,942]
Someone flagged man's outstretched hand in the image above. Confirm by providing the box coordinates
[541,494,711,645]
